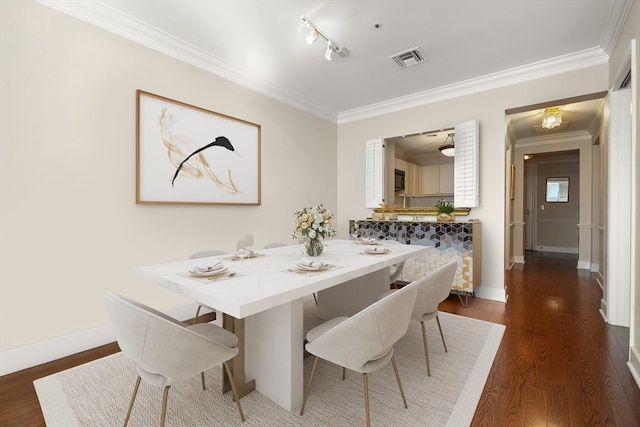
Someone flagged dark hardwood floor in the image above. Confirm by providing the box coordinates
[1,253,639,426]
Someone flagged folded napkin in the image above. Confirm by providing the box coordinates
[234,249,255,257]
[193,261,223,272]
[366,246,388,253]
[299,258,325,268]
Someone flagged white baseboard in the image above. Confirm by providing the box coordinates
[474,287,507,303]
[535,246,579,254]
[577,260,590,270]
[0,302,213,376]
[628,346,640,389]
[514,256,526,264]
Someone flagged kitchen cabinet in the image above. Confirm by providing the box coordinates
[406,162,419,195]
[439,163,454,194]
[419,163,454,195]
[394,158,419,195]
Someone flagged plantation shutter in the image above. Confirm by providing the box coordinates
[454,120,479,207]
[365,139,384,208]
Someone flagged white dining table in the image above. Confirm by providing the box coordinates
[134,239,428,411]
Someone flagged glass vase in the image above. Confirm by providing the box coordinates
[305,238,323,257]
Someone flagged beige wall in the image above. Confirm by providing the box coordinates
[337,67,608,302]
[0,2,337,352]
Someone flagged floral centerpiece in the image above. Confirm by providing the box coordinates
[293,204,336,256]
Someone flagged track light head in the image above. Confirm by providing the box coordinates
[306,28,318,45]
[324,42,334,61]
[301,16,349,61]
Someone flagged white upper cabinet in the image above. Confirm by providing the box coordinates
[419,163,454,195]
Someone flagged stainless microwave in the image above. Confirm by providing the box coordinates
[394,169,405,191]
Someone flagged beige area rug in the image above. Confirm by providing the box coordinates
[35,301,504,427]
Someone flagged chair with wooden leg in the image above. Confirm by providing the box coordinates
[299,278,419,426]
[104,291,246,427]
[378,260,457,377]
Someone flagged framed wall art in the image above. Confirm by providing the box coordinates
[136,90,261,205]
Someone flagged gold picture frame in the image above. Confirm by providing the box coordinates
[136,90,261,205]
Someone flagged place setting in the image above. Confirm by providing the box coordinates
[179,261,239,283]
[226,248,264,261]
[285,258,338,276]
[361,245,391,255]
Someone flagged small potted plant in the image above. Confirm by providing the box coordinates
[434,200,455,222]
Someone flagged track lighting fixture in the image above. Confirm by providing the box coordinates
[302,17,349,61]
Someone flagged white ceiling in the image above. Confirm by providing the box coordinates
[38,0,631,157]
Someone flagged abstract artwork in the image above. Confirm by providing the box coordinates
[136,90,261,205]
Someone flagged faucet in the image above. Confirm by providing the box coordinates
[403,194,412,208]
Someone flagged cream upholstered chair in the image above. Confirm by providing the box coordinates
[384,240,405,289]
[299,279,419,427]
[263,242,287,249]
[389,260,405,289]
[379,260,457,377]
[104,292,245,427]
[188,249,229,324]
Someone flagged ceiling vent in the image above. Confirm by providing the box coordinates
[390,47,425,68]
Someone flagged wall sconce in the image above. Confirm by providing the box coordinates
[542,107,562,129]
[438,133,455,157]
[302,17,349,61]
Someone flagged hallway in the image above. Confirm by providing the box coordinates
[441,251,640,426]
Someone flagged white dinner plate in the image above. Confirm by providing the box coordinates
[365,247,390,255]
[189,266,229,277]
[296,262,330,271]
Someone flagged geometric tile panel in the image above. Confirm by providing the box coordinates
[349,220,476,293]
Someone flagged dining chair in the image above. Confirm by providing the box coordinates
[104,292,246,427]
[389,261,405,289]
[299,278,419,427]
[379,240,405,289]
[378,260,457,377]
[188,249,229,324]
[236,234,254,250]
[263,242,287,249]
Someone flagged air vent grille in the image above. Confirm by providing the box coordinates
[390,47,425,68]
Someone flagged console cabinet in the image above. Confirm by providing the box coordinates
[349,219,481,303]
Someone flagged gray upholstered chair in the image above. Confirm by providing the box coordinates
[379,260,457,377]
[299,279,419,426]
[188,249,229,324]
[104,292,245,427]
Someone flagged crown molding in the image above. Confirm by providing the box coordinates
[337,48,609,123]
[36,0,628,124]
[515,130,593,147]
[35,0,339,122]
